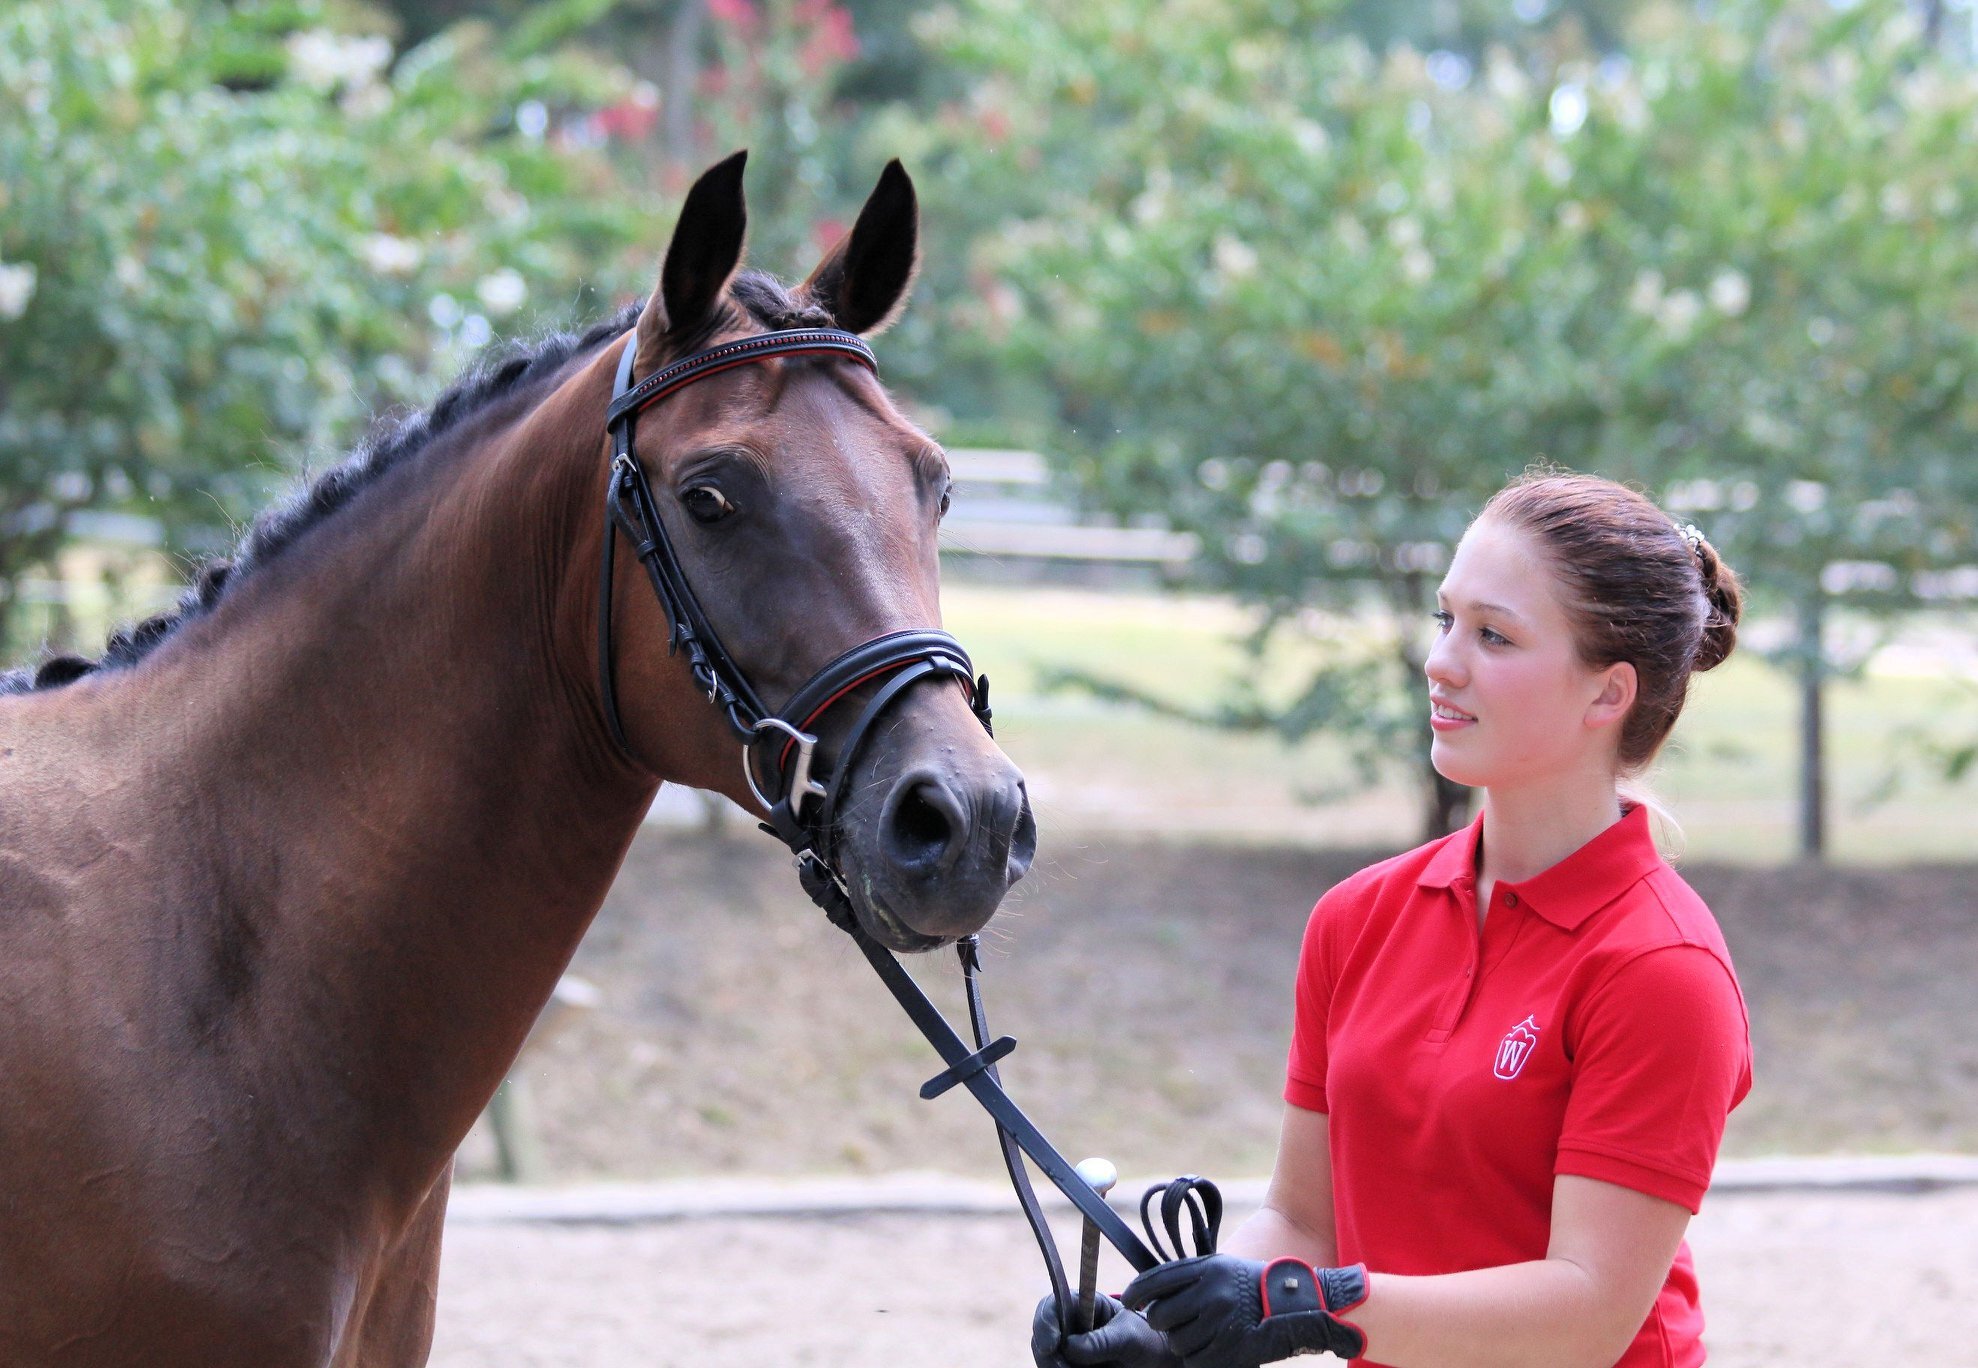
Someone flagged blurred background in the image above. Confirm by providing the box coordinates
[4,0,1974,1195]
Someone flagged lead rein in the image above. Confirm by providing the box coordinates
[957,933,1072,1330]
[814,882,1161,1275]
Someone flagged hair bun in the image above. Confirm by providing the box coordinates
[1692,536,1743,672]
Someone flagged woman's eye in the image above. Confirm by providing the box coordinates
[681,485,736,524]
[1481,626,1510,646]
[1431,610,1452,630]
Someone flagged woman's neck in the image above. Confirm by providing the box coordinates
[1476,771,1624,887]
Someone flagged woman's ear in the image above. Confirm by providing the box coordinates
[1585,661,1638,732]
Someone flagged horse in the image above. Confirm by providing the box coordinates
[0,151,1036,1367]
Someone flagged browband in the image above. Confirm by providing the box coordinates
[606,327,878,429]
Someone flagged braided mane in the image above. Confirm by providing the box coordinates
[1,273,836,696]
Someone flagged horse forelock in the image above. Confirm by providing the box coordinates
[728,270,836,331]
[0,301,643,696]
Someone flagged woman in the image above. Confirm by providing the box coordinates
[1036,471,1753,1368]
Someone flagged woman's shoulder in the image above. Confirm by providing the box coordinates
[1565,861,1743,1004]
[1630,863,1739,960]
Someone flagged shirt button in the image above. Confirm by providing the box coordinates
[1505,892,1520,907]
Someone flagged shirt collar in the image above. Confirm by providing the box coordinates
[1416,804,1662,930]
[1417,811,1484,892]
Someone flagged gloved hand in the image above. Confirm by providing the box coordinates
[1033,1291,1183,1368]
[1122,1254,1369,1368]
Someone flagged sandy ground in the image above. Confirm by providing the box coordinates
[431,1186,1978,1367]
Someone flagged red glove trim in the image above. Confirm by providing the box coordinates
[1258,1257,1312,1318]
[1329,1266,1372,1362]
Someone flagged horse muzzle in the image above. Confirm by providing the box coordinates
[833,721,1037,952]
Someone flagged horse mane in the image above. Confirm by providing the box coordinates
[2,301,627,696]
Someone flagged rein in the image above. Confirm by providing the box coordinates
[596,325,1167,1328]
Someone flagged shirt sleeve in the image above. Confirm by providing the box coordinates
[1282,884,1347,1113]
[1555,944,1753,1212]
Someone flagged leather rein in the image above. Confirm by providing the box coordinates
[596,326,1163,1326]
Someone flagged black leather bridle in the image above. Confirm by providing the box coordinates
[595,325,1176,1331]
[597,326,990,866]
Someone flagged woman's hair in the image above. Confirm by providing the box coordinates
[1478,469,1744,771]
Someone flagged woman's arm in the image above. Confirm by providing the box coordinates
[1129,1172,1689,1368]
[1221,1103,1337,1267]
[1346,1174,1691,1368]
[1212,1108,1687,1367]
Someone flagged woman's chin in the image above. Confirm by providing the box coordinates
[1428,742,1486,790]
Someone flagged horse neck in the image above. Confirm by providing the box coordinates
[112,363,658,1205]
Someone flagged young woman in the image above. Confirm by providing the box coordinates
[1035,472,1753,1368]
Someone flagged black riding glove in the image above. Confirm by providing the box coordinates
[1033,1291,1183,1368]
[1122,1255,1369,1367]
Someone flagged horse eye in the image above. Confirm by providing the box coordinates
[681,484,735,524]
[938,484,953,519]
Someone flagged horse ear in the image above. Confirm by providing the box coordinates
[802,160,919,336]
[636,150,749,369]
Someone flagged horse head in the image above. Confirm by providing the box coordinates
[592,152,1035,952]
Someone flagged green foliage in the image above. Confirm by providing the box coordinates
[8,0,1974,845]
[0,0,652,647]
[693,0,871,271]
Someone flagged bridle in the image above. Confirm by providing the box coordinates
[595,323,1194,1332]
[596,326,990,869]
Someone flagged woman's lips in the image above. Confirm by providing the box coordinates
[1430,700,1476,731]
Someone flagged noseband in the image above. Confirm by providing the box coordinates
[597,328,992,868]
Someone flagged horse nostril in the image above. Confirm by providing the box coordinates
[1006,788,1038,884]
[882,775,966,875]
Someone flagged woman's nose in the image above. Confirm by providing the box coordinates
[1424,634,1462,687]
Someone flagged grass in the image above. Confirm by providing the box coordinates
[940,582,1977,864]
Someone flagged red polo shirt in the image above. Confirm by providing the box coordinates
[1284,805,1751,1368]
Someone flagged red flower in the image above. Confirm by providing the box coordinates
[707,0,758,33]
[795,0,858,75]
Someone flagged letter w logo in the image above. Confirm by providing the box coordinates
[1494,1015,1541,1081]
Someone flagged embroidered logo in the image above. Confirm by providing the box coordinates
[1493,1015,1542,1080]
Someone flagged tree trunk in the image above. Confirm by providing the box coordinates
[1797,592,1828,861]
[1424,764,1472,843]
[1921,0,1947,49]
[662,0,706,175]
[0,579,17,661]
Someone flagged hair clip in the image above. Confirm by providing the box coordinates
[1675,522,1705,561]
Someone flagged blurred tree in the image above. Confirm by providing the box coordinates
[365,0,921,252]
[1334,0,1645,55]
[906,0,1648,837]
[917,0,1978,846]
[1557,0,1978,856]
[690,0,868,269]
[0,0,653,652]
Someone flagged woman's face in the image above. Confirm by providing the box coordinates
[1424,518,1630,792]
